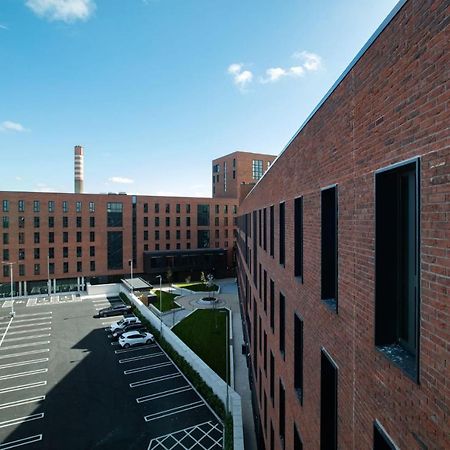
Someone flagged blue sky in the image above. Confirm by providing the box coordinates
[1,0,399,197]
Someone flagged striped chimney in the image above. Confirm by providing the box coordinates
[74,145,84,194]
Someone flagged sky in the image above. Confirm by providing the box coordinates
[1,0,400,197]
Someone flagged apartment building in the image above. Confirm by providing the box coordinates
[236,0,449,449]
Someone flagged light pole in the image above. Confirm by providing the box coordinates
[1,261,15,318]
[156,275,162,335]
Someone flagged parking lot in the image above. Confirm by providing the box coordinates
[0,295,223,449]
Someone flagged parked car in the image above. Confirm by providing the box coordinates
[98,304,131,318]
[109,316,141,333]
[111,322,146,340]
[119,330,154,348]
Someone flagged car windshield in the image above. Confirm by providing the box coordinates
[113,305,123,310]
[117,319,125,325]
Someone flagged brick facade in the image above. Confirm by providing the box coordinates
[236,0,449,449]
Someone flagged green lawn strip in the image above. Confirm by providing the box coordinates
[150,290,179,312]
[173,309,228,381]
[174,282,219,292]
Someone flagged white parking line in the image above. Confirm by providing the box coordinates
[0,413,44,429]
[101,320,118,326]
[8,318,51,324]
[0,358,49,370]
[1,301,14,308]
[0,434,43,449]
[1,322,51,329]
[0,381,47,394]
[144,401,203,422]
[0,341,51,351]
[119,352,164,364]
[4,334,51,342]
[12,312,52,318]
[137,386,192,403]
[110,342,119,346]
[92,299,108,303]
[0,349,49,360]
[0,317,14,348]
[0,368,48,381]
[0,396,45,410]
[7,327,51,336]
[115,344,157,354]
[124,361,172,375]
[130,373,181,388]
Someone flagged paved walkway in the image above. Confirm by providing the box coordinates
[158,280,257,450]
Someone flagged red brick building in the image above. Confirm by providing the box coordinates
[0,151,275,294]
[236,0,449,449]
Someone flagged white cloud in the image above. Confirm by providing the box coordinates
[228,63,253,90]
[260,66,305,83]
[35,182,56,192]
[0,24,8,30]
[293,51,322,72]
[25,0,96,23]
[109,176,134,184]
[0,121,29,132]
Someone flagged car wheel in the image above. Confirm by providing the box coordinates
[124,343,130,349]
[146,339,152,344]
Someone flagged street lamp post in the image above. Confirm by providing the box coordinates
[1,261,15,318]
[156,275,162,335]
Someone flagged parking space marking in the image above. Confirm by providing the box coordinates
[9,318,51,324]
[119,352,164,364]
[136,385,192,403]
[0,322,51,330]
[115,344,157,354]
[144,401,204,422]
[124,361,172,375]
[102,320,119,326]
[0,341,50,351]
[0,349,49,360]
[0,413,44,429]
[0,395,45,410]
[0,381,47,394]
[11,312,52,318]
[130,373,181,388]
[1,301,14,308]
[0,358,49,370]
[4,334,51,343]
[7,327,51,336]
[110,342,119,346]
[0,368,48,381]
[0,434,43,449]
[0,317,14,348]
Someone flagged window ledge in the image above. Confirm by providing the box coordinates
[376,343,417,382]
[322,298,337,313]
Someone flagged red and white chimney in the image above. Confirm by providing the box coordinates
[74,145,84,194]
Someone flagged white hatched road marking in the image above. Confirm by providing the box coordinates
[0,368,48,381]
[1,301,14,308]
[4,334,51,342]
[124,361,172,375]
[8,318,50,324]
[144,401,203,422]
[130,373,181,388]
[137,386,192,403]
[0,434,43,449]
[26,299,37,307]
[0,349,49,360]
[7,327,51,336]
[0,396,45,410]
[0,341,50,351]
[10,312,52,318]
[115,344,157,354]
[0,381,47,394]
[0,413,44,429]
[0,322,51,330]
[119,352,164,364]
[0,358,49,370]
[0,317,14,348]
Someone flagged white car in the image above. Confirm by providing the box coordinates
[110,316,140,333]
[118,330,154,348]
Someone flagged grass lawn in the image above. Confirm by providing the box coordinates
[174,282,219,292]
[150,290,179,312]
[172,308,229,381]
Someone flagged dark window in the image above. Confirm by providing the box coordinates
[375,160,419,379]
[166,243,170,250]
[19,265,25,276]
[76,201,82,212]
[18,200,25,212]
[294,314,304,402]
[176,217,180,227]
[144,244,148,251]
[89,201,95,213]
[90,246,95,257]
[2,233,8,245]
[33,200,40,212]
[176,243,180,249]
[165,217,170,226]
[155,230,160,240]
[197,230,210,248]
[48,201,55,212]
[2,216,9,228]
[48,247,54,259]
[90,217,95,227]
[34,264,40,275]
[63,232,68,243]
[90,261,96,271]
[144,230,148,241]
[215,204,219,214]
[197,204,210,226]
[270,279,275,331]
[165,203,170,213]
[155,217,159,227]
[279,202,285,265]
[63,247,68,258]
[107,231,123,270]
[76,216,82,228]
[373,421,398,450]
[3,249,9,261]
[49,263,55,274]
[270,351,274,405]
[62,201,68,213]
[279,380,285,446]
[294,425,303,450]
[263,208,267,251]
[63,262,69,273]
[252,159,263,180]
[294,196,304,279]
[90,231,95,242]
[2,265,8,277]
[155,243,160,250]
[165,230,170,240]
[279,293,285,357]
[18,216,25,228]
[186,230,191,240]
[264,391,267,435]
[155,203,159,213]
[176,203,180,213]
[63,216,68,228]
[77,247,82,257]
[2,200,9,212]
[34,248,40,259]
[321,186,338,310]
[76,232,82,242]
[19,249,25,260]
[48,217,54,228]
[144,203,148,213]
[258,209,262,247]
[176,230,180,240]
[34,232,40,244]
[186,216,191,226]
[19,232,25,244]
[270,205,274,257]
[215,217,219,226]
[34,217,40,228]
[77,261,82,272]
[107,202,123,227]
[321,349,338,450]
[263,331,267,373]
[186,204,191,214]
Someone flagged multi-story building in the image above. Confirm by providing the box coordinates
[236,0,449,449]
[0,150,275,295]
